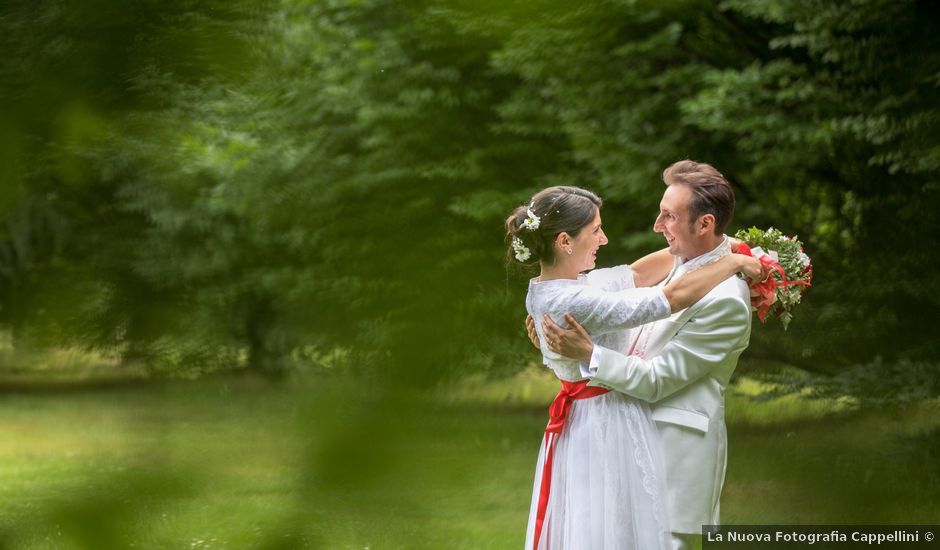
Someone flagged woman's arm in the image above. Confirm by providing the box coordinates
[662,254,760,312]
[629,248,674,287]
[542,253,758,335]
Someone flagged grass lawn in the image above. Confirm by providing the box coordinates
[0,369,938,549]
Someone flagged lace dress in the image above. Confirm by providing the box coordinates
[523,265,673,550]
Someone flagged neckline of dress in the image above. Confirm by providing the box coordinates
[530,275,586,287]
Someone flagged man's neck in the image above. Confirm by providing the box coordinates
[680,235,725,262]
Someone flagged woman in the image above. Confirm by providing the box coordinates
[506,186,760,550]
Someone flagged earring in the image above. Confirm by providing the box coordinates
[566,248,572,255]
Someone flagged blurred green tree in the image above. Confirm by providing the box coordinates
[679,0,940,368]
[0,0,260,374]
[1,0,937,392]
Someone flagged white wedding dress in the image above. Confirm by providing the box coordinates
[523,265,672,550]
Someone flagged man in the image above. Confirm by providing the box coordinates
[533,160,752,550]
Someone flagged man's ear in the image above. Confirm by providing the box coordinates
[697,214,715,236]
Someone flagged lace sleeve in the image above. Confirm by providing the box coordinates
[553,284,670,335]
[584,264,636,292]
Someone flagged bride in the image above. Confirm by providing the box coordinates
[506,186,759,550]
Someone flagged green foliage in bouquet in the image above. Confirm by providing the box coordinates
[735,227,813,330]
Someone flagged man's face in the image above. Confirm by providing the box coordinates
[653,184,698,259]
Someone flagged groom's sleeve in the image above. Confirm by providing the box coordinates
[584,295,749,402]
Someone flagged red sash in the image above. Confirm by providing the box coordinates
[532,380,609,549]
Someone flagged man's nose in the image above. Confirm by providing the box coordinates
[653,214,664,232]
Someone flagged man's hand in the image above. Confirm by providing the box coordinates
[525,314,540,350]
[542,313,594,364]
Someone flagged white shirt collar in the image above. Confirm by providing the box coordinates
[669,236,731,281]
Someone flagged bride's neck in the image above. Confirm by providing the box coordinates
[538,261,580,282]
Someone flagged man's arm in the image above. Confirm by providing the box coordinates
[543,296,750,402]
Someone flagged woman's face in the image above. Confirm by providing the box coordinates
[566,208,608,271]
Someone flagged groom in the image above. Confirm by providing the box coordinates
[534,160,752,550]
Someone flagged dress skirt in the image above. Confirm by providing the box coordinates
[524,391,671,550]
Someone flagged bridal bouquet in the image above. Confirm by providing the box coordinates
[732,227,813,330]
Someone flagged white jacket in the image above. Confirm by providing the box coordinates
[587,265,751,533]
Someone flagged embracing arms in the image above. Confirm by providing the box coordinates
[546,295,751,402]
[628,243,755,292]
[661,253,759,312]
[629,248,675,288]
[525,252,759,347]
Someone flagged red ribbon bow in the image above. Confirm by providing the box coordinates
[532,380,609,549]
[732,243,811,323]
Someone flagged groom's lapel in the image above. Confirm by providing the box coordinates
[628,261,686,356]
[642,269,697,356]
[640,240,730,356]
[647,307,695,355]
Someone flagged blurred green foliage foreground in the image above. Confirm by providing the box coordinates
[0,371,937,549]
[1,0,939,546]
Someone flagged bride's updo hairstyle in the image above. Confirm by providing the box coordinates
[504,186,602,269]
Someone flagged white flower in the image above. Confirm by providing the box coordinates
[521,209,540,231]
[798,251,811,267]
[512,236,531,262]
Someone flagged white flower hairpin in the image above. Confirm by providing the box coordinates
[521,209,540,231]
[511,236,531,262]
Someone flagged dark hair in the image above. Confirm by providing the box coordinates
[662,160,735,236]
[504,186,602,268]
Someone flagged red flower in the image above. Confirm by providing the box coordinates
[732,242,753,256]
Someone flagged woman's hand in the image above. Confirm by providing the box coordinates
[738,255,764,282]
